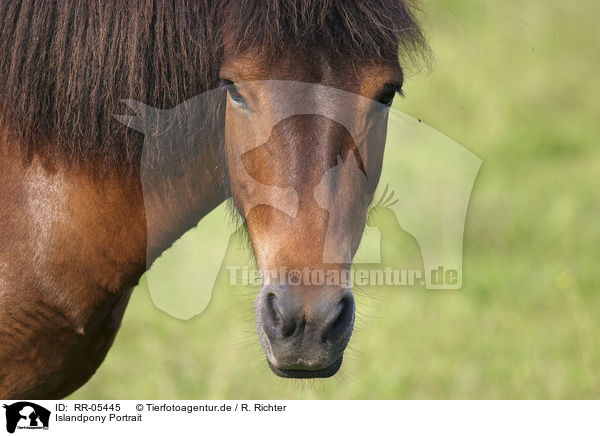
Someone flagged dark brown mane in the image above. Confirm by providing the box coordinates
[0,0,427,171]
[225,0,427,61]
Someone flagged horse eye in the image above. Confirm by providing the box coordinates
[218,79,247,106]
[377,90,396,107]
[227,83,246,106]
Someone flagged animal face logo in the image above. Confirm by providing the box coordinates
[115,81,482,320]
[3,402,50,433]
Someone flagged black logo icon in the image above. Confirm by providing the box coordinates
[3,402,50,433]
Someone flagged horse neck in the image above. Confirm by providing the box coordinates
[0,136,226,324]
[140,138,229,266]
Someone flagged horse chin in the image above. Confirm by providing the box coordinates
[267,356,344,379]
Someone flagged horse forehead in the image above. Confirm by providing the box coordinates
[222,49,362,87]
[223,48,401,94]
[242,81,378,145]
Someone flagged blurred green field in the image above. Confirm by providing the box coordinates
[70,0,600,399]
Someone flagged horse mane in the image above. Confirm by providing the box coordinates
[225,0,427,62]
[0,0,428,172]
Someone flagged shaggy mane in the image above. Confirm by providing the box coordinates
[0,0,427,171]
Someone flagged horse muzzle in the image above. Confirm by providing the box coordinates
[255,284,355,378]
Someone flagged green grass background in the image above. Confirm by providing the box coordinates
[70,0,600,399]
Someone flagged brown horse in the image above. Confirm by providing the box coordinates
[0,0,427,398]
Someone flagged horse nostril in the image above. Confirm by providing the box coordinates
[322,292,355,344]
[260,287,355,346]
[264,291,298,338]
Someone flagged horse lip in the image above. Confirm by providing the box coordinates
[267,356,344,379]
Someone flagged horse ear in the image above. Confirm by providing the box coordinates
[113,99,157,133]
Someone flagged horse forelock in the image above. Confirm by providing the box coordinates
[223,0,428,62]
